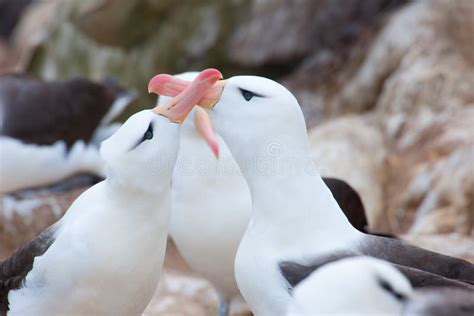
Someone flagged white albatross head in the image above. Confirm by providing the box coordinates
[101,69,221,194]
[286,257,413,316]
[148,74,309,177]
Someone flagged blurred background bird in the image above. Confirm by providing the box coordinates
[0,74,136,193]
[287,257,474,316]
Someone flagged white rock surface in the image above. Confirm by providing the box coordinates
[308,115,387,229]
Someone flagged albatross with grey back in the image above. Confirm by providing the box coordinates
[149,73,474,316]
[0,74,136,193]
[152,72,390,316]
[0,69,222,316]
[286,257,414,316]
[0,74,134,147]
[287,257,474,316]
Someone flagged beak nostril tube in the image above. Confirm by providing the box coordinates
[148,68,222,158]
[148,72,227,110]
[149,68,222,123]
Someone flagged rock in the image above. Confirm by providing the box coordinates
[0,176,96,259]
[0,0,34,40]
[308,115,388,231]
[388,137,474,235]
[26,0,251,112]
[230,0,405,67]
[328,0,474,141]
[338,1,427,114]
[402,233,474,263]
[71,0,158,48]
[0,0,63,73]
[16,0,407,121]
[144,239,251,316]
[239,0,408,126]
[340,0,474,118]
[430,0,474,67]
[0,40,17,71]
[324,0,474,237]
[362,1,474,235]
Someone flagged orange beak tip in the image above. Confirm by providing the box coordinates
[211,141,219,159]
[199,68,223,82]
[194,105,220,158]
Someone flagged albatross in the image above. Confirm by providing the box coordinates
[0,69,222,315]
[152,72,388,316]
[0,74,135,193]
[287,257,413,315]
[149,73,474,316]
[287,257,474,316]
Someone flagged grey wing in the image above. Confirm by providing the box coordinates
[322,177,397,238]
[278,243,474,295]
[393,264,474,290]
[357,234,474,284]
[0,75,113,147]
[279,250,358,290]
[403,288,474,316]
[322,177,368,233]
[0,224,57,315]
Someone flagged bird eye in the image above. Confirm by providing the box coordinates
[377,277,406,301]
[241,89,255,101]
[142,123,153,141]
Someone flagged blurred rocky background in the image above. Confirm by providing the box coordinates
[1,0,473,314]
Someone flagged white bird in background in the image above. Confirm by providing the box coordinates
[288,257,474,316]
[155,72,251,316]
[0,69,222,315]
[0,75,136,194]
[152,72,383,316]
[149,73,474,316]
[287,257,413,316]
[0,137,104,194]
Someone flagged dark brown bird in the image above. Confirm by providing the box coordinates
[0,74,132,147]
[0,0,34,40]
[323,177,395,237]
[0,74,135,193]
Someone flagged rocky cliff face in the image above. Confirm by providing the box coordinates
[1,0,405,116]
[305,4,474,280]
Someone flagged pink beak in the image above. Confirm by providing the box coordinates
[148,69,222,158]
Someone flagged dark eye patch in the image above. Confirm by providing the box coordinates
[377,276,406,301]
[239,88,264,101]
[130,122,154,151]
[142,123,154,141]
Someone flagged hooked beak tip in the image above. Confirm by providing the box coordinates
[211,142,219,159]
[150,69,222,123]
[148,74,172,94]
[194,105,219,159]
[198,68,223,83]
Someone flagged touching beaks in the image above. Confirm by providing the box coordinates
[148,73,226,109]
[149,68,222,122]
[194,106,219,159]
[148,68,222,159]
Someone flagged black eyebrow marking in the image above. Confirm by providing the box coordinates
[157,113,180,124]
[238,87,266,98]
[129,122,153,151]
[376,275,406,301]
